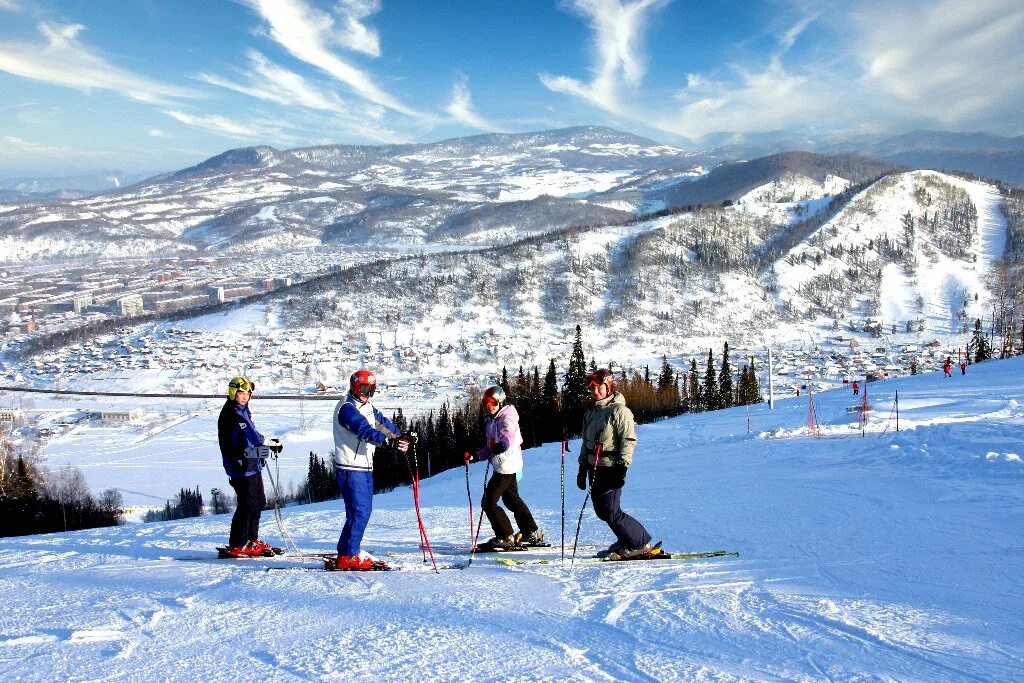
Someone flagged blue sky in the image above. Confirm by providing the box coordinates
[1,0,1022,175]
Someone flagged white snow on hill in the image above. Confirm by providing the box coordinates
[2,356,1022,681]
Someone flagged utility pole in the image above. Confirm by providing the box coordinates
[767,346,775,409]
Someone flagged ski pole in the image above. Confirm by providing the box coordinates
[464,455,475,550]
[560,432,566,563]
[571,443,601,567]
[409,437,438,573]
[466,459,491,568]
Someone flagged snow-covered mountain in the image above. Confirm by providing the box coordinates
[2,353,1021,680]
[267,169,1006,368]
[0,127,699,260]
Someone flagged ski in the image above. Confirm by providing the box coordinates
[215,545,285,559]
[494,549,739,566]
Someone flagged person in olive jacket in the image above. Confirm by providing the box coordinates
[577,369,654,559]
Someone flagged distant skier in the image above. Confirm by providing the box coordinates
[960,361,967,375]
[331,369,409,570]
[944,358,952,377]
[217,376,283,557]
[852,381,859,396]
[577,369,654,560]
[465,386,543,550]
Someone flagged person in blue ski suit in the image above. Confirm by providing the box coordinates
[217,376,282,556]
[332,369,409,570]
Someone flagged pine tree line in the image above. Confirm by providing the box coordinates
[143,487,204,522]
[1,435,123,537]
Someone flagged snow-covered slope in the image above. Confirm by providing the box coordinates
[0,127,694,260]
[2,356,1022,681]
[773,170,1004,334]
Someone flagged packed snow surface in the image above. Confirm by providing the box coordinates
[2,357,1023,681]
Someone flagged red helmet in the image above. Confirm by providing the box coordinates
[586,368,614,392]
[482,385,506,409]
[350,369,377,398]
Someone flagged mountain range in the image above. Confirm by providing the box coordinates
[6,125,1000,262]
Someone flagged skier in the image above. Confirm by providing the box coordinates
[331,369,409,570]
[465,386,543,550]
[577,369,654,560]
[852,381,859,396]
[944,358,952,377]
[960,361,967,375]
[217,376,283,557]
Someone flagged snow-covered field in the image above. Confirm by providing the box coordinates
[2,355,1022,681]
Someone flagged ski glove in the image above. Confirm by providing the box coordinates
[244,445,271,460]
[464,452,476,464]
[489,440,507,455]
[576,464,590,491]
[389,435,411,453]
[603,464,627,489]
[265,437,283,454]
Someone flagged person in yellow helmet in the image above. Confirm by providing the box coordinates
[217,376,282,558]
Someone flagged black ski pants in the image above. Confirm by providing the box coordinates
[591,467,652,550]
[482,472,537,540]
[228,473,266,548]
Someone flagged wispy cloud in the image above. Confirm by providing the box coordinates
[241,0,427,119]
[163,109,291,142]
[0,135,115,161]
[198,50,353,115]
[445,76,506,132]
[665,0,1024,139]
[198,50,405,143]
[541,0,669,115]
[852,0,1024,126]
[0,22,197,105]
[147,128,167,137]
[0,0,21,12]
[335,0,383,57]
[668,58,848,139]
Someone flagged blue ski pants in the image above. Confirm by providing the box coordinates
[335,468,374,556]
[592,468,652,550]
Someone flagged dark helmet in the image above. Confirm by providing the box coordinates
[481,385,506,409]
[228,376,255,400]
[586,368,614,392]
[350,369,377,398]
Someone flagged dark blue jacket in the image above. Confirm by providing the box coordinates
[218,399,266,478]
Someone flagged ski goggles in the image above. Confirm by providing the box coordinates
[355,384,376,398]
[586,370,612,388]
[229,378,255,394]
[482,396,499,408]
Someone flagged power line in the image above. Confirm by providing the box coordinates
[0,386,345,400]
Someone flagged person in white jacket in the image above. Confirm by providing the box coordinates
[466,385,543,550]
[332,369,409,570]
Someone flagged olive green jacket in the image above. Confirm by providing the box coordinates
[579,391,637,468]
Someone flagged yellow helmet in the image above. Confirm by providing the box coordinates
[228,376,255,400]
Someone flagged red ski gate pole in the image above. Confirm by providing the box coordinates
[571,443,601,567]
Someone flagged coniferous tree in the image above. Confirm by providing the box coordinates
[746,359,763,404]
[972,318,992,362]
[718,342,733,409]
[542,358,561,441]
[562,325,589,437]
[656,356,681,414]
[500,366,511,399]
[703,349,719,410]
[688,359,702,412]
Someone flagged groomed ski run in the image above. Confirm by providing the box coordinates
[1,356,1023,681]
